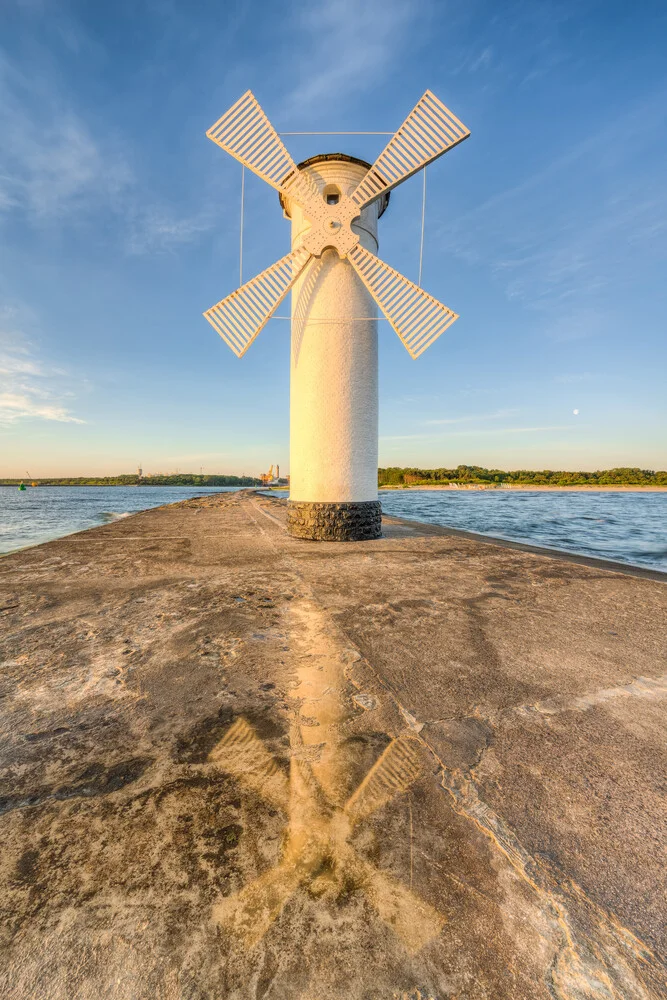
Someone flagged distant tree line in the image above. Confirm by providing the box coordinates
[3,468,666,488]
[0,474,262,487]
[378,466,667,487]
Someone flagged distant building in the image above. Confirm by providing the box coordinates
[260,463,284,486]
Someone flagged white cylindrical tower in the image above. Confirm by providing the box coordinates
[280,155,389,541]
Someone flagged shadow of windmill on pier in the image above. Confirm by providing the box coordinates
[208,714,445,952]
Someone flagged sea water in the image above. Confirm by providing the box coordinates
[0,486,241,555]
[378,489,667,572]
[1,486,665,572]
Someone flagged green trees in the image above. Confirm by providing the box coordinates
[377,467,666,487]
[0,474,261,487]
[137,475,260,486]
[2,469,664,488]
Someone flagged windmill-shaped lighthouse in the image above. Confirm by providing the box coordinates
[204,91,470,540]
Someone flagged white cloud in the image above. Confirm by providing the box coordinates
[0,353,42,377]
[0,391,83,423]
[553,373,597,384]
[0,309,84,425]
[468,425,573,435]
[126,208,213,255]
[0,53,132,221]
[381,425,573,443]
[423,407,519,426]
[0,48,210,255]
[468,47,493,74]
[438,86,667,337]
[283,0,424,116]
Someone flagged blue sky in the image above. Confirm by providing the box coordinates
[1,0,666,476]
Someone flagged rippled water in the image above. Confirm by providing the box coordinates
[378,489,667,571]
[0,486,242,554]
[2,485,665,572]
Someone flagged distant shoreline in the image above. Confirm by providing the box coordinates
[378,484,667,492]
[2,483,666,493]
[0,481,260,488]
[261,484,667,493]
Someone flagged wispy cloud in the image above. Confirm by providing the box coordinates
[423,407,519,426]
[553,372,598,384]
[0,390,84,424]
[0,47,212,255]
[0,52,131,221]
[0,308,84,425]
[458,424,573,436]
[439,86,667,338]
[448,3,584,86]
[126,208,214,255]
[381,425,574,442]
[450,44,494,76]
[283,0,424,116]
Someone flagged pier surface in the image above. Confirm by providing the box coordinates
[1,491,666,999]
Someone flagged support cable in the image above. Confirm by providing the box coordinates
[239,165,245,286]
[278,131,393,136]
[418,167,426,287]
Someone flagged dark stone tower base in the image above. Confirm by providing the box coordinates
[286,500,382,541]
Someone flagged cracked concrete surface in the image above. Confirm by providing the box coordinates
[0,490,665,999]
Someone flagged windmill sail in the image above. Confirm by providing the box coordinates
[344,737,422,826]
[213,860,302,947]
[204,247,310,357]
[363,862,446,954]
[347,244,458,359]
[207,91,320,213]
[209,717,290,811]
[351,90,470,210]
[204,90,466,362]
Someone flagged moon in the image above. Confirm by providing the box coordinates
[573,409,579,415]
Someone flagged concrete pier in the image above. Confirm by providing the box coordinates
[1,491,665,999]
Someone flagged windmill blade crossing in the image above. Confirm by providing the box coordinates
[347,244,458,359]
[207,91,320,215]
[350,90,470,210]
[204,247,311,358]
